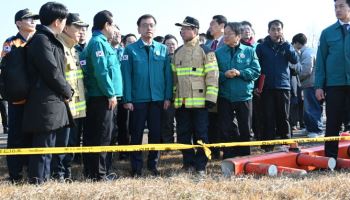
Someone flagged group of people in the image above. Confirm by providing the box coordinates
[1,0,350,184]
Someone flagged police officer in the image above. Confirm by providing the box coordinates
[80,10,122,181]
[121,14,172,177]
[1,8,39,183]
[173,16,219,176]
[216,22,260,159]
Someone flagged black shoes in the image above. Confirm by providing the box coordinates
[131,170,142,177]
[148,168,160,176]
[131,168,160,177]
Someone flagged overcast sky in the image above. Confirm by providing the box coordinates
[0,0,336,48]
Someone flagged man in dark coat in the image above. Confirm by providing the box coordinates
[256,19,298,151]
[22,2,73,184]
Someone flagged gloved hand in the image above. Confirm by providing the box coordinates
[205,101,216,109]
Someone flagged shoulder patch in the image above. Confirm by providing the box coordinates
[207,52,217,63]
[3,45,11,53]
[95,50,105,57]
[80,60,86,66]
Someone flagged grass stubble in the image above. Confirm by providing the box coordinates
[0,147,349,200]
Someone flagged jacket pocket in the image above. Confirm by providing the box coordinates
[191,81,205,97]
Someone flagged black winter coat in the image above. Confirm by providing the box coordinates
[22,25,73,133]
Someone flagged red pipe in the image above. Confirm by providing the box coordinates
[296,154,336,170]
[244,162,277,176]
[276,166,307,176]
[336,158,350,169]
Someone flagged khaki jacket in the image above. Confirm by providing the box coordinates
[58,33,86,119]
[172,36,219,108]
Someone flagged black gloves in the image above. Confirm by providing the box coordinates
[205,101,216,109]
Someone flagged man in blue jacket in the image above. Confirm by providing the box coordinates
[216,22,260,158]
[121,14,172,177]
[315,0,350,159]
[256,19,298,151]
[80,10,123,181]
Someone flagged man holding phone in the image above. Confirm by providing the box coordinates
[256,19,298,151]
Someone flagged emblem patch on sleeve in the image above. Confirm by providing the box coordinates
[80,60,86,66]
[3,45,11,53]
[207,52,217,63]
[95,50,105,57]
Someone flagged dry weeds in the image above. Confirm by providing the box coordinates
[0,148,349,200]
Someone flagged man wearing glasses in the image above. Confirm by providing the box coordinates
[121,14,172,177]
[172,16,219,177]
[1,8,39,183]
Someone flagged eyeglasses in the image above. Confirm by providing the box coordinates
[140,23,156,28]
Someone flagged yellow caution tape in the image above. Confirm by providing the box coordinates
[0,136,349,159]
[205,136,350,148]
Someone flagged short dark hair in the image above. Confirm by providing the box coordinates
[39,2,68,26]
[206,29,214,40]
[292,33,307,45]
[163,34,178,44]
[137,14,157,26]
[334,0,350,6]
[213,15,227,26]
[122,33,137,44]
[92,10,113,31]
[154,36,164,43]
[268,19,284,30]
[225,22,243,36]
[241,21,252,28]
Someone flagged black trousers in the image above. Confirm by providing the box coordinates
[161,104,175,143]
[28,131,56,184]
[208,111,220,157]
[129,101,162,172]
[117,103,129,146]
[324,86,350,159]
[51,127,70,178]
[252,93,264,140]
[261,89,291,140]
[0,99,8,131]
[83,97,113,179]
[218,98,252,159]
[7,104,31,180]
[176,107,209,171]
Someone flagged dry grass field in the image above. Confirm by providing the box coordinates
[0,148,350,200]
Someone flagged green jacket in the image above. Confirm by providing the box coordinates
[80,31,123,98]
[315,21,350,88]
[121,39,172,103]
[216,44,260,102]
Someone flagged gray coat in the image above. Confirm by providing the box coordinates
[298,47,316,88]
